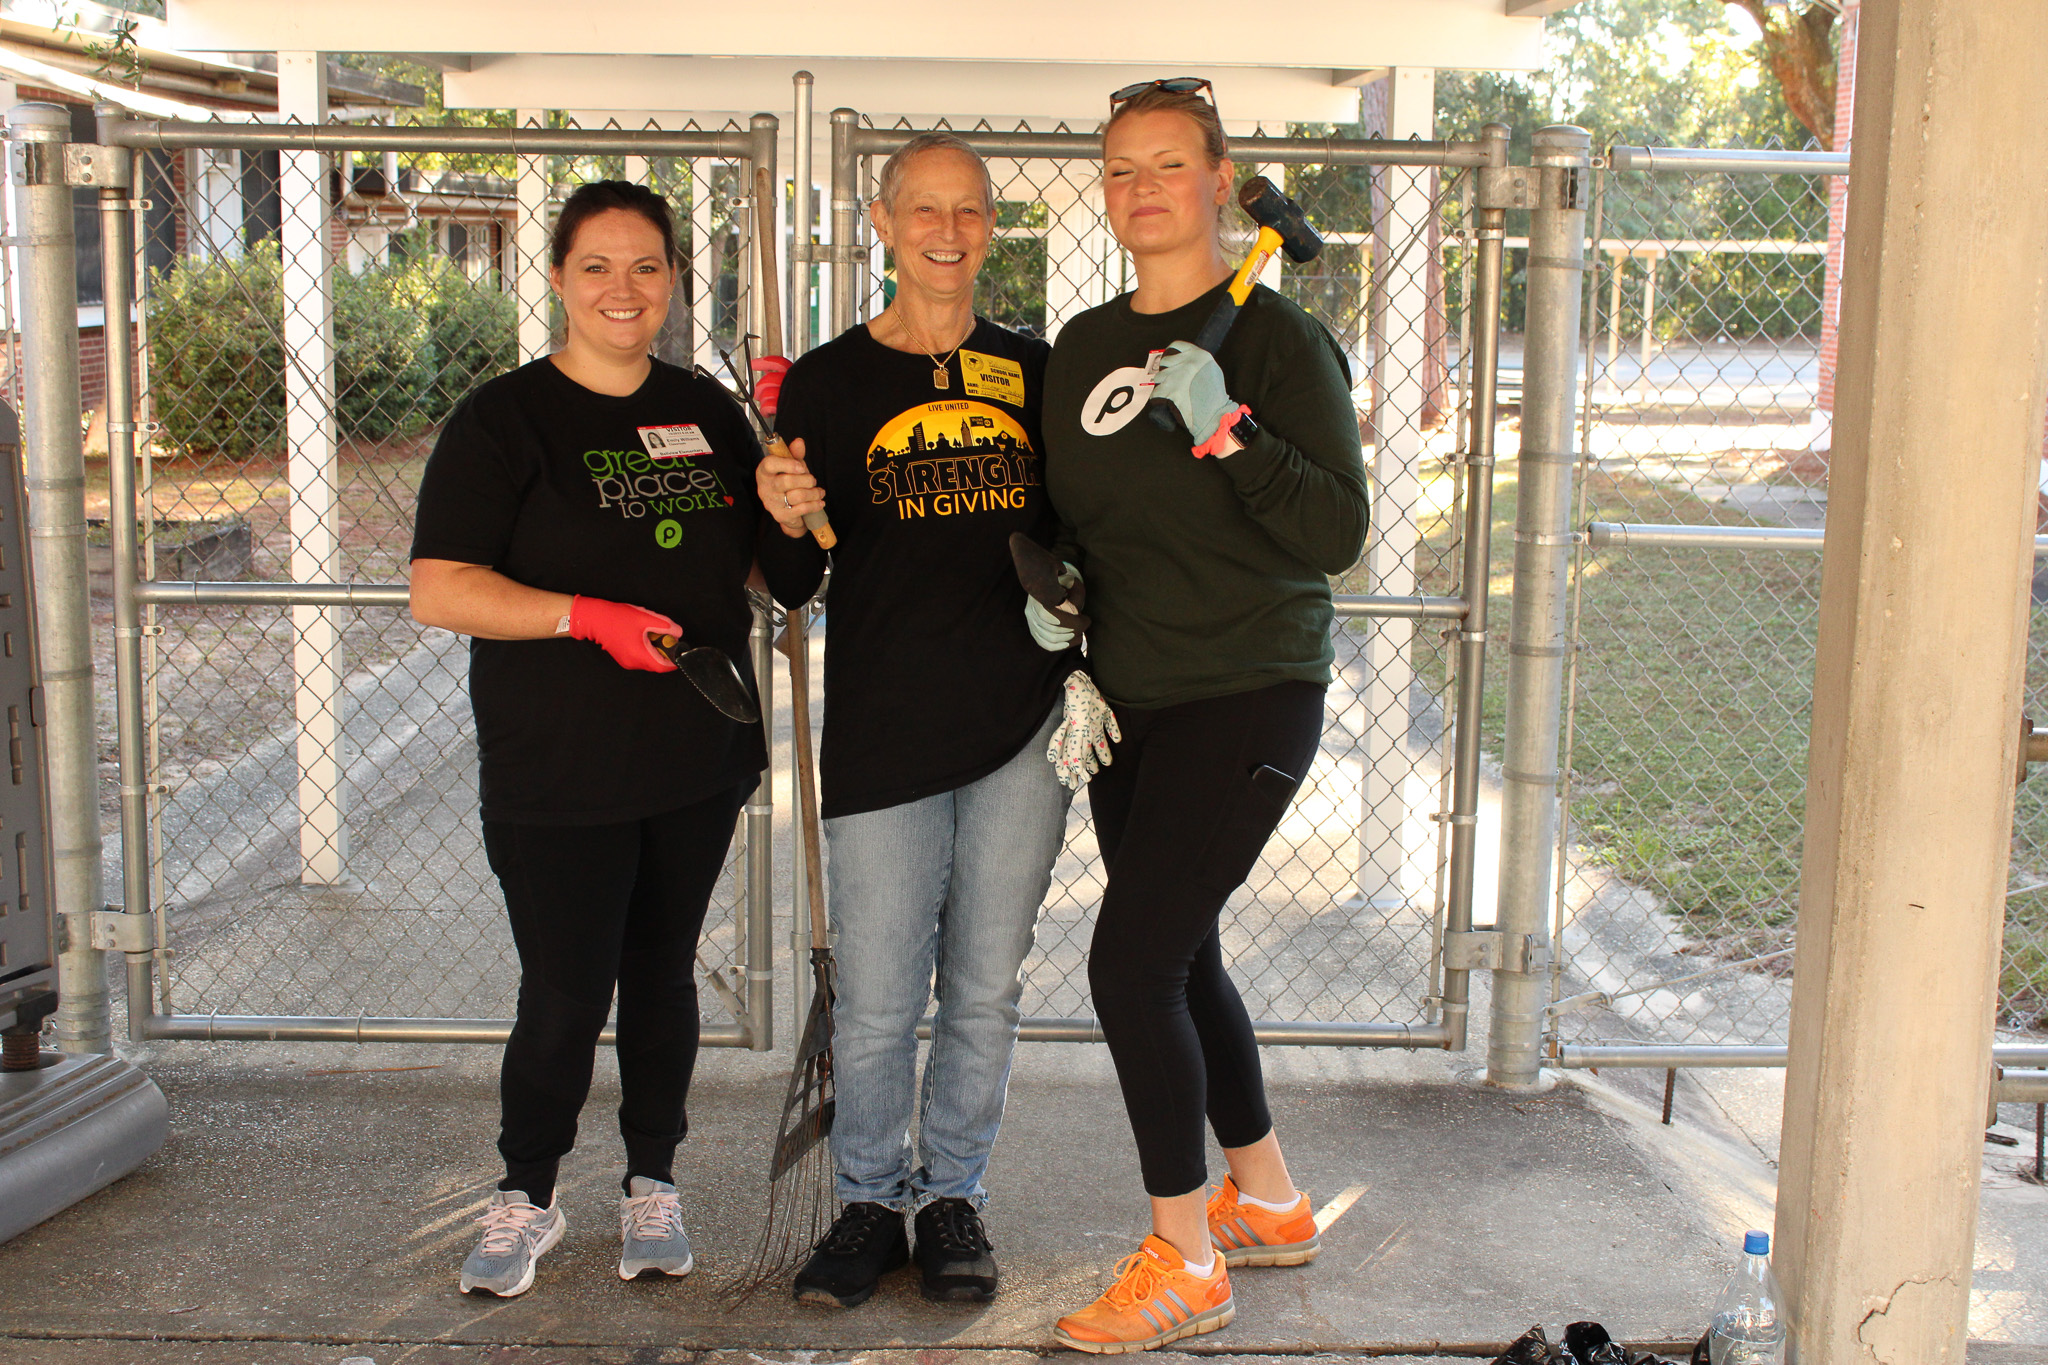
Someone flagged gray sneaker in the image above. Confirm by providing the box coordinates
[618,1176,694,1279]
[458,1189,565,1296]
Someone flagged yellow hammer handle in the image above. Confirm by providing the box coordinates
[767,433,837,550]
[1228,225,1285,307]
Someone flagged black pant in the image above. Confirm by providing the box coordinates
[1086,681,1325,1198]
[482,781,749,1205]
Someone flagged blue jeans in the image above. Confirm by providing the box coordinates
[823,703,1069,1211]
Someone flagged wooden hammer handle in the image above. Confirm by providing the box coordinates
[766,433,836,549]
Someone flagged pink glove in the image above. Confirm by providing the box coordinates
[751,355,792,418]
[567,596,680,672]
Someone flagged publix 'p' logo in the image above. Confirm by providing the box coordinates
[655,519,683,549]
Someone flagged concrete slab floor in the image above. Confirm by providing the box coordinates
[0,1037,1719,1359]
[2,1040,2044,1364]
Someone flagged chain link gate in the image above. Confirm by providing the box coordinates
[86,113,783,1047]
[817,112,1512,1047]
[7,92,1523,1058]
[1543,144,2048,1089]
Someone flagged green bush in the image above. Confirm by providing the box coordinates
[421,267,518,412]
[148,241,287,459]
[148,248,518,457]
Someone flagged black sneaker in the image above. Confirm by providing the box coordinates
[792,1201,910,1308]
[912,1197,998,1303]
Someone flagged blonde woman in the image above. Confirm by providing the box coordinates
[1035,81,1370,1352]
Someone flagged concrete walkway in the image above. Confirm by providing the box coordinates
[9,620,2042,1362]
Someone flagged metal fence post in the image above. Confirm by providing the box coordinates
[747,114,777,350]
[92,109,154,1040]
[1488,125,1590,1088]
[744,600,775,1052]
[829,108,859,341]
[8,104,106,1053]
[1439,123,1513,1053]
[790,72,814,357]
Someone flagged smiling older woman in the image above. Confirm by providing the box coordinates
[409,180,809,1300]
[755,133,1079,1310]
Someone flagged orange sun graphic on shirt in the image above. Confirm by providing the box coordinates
[867,401,1034,471]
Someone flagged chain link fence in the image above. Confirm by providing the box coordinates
[102,115,771,1037]
[833,116,1489,1033]
[40,104,1511,1046]
[1548,145,2048,1071]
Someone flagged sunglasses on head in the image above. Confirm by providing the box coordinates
[1109,77,1216,108]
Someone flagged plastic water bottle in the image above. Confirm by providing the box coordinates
[1708,1229,1789,1364]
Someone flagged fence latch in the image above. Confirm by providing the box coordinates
[90,905,155,954]
[1445,929,1550,973]
[1477,165,1533,211]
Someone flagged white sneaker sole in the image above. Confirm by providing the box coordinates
[459,1213,566,1297]
[619,1250,694,1280]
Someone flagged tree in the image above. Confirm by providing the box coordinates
[1721,0,1840,149]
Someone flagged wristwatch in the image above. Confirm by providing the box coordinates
[1227,409,1259,449]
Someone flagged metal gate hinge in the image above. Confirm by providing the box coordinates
[91,906,156,953]
[65,145,131,189]
[1445,929,1551,974]
[10,142,132,189]
[1477,165,1533,211]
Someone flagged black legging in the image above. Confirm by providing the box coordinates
[482,780,750,1206]
[1086,681,1325,1198]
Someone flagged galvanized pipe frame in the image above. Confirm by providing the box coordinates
[1489,125,1593,1088]
[81,119,784,1051]
[1605,145,1849,178]
[1557,1045,2048,1103]
[1551,138,2048,1075]
[8,104,107,1054]
[845,121,1495,169]
[825,109,1512,1050]
[104,119,760,160]
[1587,522,2048,556]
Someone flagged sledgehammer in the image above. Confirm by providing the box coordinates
[1147,175,1324,429]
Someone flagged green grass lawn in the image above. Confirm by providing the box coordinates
[1393,456,2047,1033]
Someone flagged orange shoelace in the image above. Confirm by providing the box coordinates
[1103,1249,1174,1309]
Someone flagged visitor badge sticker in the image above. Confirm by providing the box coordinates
[638,424,713,460]
[959,350,1026,406]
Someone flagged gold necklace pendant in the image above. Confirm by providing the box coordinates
[933,366,950,389]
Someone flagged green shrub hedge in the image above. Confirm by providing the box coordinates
[148,245,518,458]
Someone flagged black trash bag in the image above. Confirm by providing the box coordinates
[1690,1332,1712,1365]
[1494,1325,1563,1365]
[1565,1321,1615,1363]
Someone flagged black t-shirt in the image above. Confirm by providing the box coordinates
[773,319,1074,819]
[410,357,768,824]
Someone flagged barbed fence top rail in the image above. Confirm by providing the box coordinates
[104,117,765,158]
[1605,144,1850,177]
[838,111,1503,169]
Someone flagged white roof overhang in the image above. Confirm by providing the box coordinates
[165,0,1550,123]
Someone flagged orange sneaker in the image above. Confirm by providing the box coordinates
[1206,1176,1320,1267]
[1052,1235,1234,1354]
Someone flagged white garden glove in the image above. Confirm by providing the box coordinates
[1047,671,1120,791]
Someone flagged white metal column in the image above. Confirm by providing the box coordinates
[1356,66,1435,909]
[1033,175,1109,343]
[514,109,552,363]
[690,159,718,370]
[278,53,346,885]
